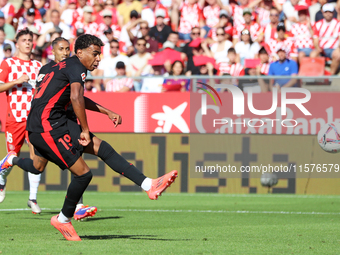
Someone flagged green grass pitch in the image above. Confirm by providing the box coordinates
[1,191,340,255]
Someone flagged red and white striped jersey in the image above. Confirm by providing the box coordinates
[207,23,233,41]
[17,21,44,34]
[73,21,100,38]
[263,23,277,43]
[178,2,202,34]
[265,38,298,61]
[291,22,313,49]
[105,77,133,92]
[217,62,245,76]
[313,18,340,49]
[1,3,15,20]
[260,62,270,75]
[98,23,122,39]
[231,4,256,34]
[203,5,220,28]
[0,57,42,123]
[256,7,270,28]
[233,21,263,42]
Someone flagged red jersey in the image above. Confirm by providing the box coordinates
[0,57,42,123]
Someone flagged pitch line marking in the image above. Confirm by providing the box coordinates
[1,208,340,215]
[6,191,340,199]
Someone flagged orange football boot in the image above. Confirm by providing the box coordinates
[51,215,81,241]
[147,170,178,200]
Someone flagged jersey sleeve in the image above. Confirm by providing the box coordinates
[0,60,10,83]
[65,61,86,86]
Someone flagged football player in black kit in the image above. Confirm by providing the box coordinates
[34,37,98,220]
[0,34,178,241]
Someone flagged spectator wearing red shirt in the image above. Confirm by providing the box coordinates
[217,48,245,76]
[263,7,280,43]
[201,0,225,38]
[70,0,88,27]
[291,6,314,62]
[207,10,233,42]
[99,0,119,25]
[105,61,134,92]
[254,0,282,28]
[0,0,15,24]
[265,22,298,62]
[141,0,169,28]
[226,0,258,35]
[233,8,263,45]
[172,0,205,41]
[73,6,100,38]
[98,9,121,40]
[311,3,340,74]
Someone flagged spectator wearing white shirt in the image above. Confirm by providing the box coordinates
[205,27,233,63]
[235,29,260,65]
[60,0,78,27]
[92,39,131,90]
[41,9,71,41]
[141,0,169,28]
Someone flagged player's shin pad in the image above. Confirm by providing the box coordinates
[61,171,93,218]
[97,141,146,186]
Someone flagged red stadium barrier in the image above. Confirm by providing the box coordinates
[0,92,339,134]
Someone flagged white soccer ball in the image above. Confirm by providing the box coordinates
[260,173,278,187]
[317,122,340,153]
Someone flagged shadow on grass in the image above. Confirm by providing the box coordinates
[85,216,123,221]
[80,234,192,241]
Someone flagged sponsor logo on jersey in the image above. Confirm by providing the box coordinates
[37,74,45,82]
[81,72,86,82]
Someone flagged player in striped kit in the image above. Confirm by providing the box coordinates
[0,28,42,213]
[310,3,340,74]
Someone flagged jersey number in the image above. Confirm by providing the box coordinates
[35,72,55,99]
[58,134,72,150]
[6,132,13,143]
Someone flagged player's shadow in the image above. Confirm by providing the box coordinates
[84,216,122,221]
[80,234,192,241]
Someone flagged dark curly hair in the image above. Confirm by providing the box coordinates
[16,27,33,42]
[74,34,104,54]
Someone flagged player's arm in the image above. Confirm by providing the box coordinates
[70,82,91,146]
[0,74,29,93]
[84,97,122,127]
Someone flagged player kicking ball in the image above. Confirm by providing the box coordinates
[0,34,177,241]
[0,36,97,221]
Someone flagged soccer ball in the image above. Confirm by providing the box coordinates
[317,122,340,153]
[260,173,278,187]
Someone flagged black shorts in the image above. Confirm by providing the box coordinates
[29,119,94,170]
